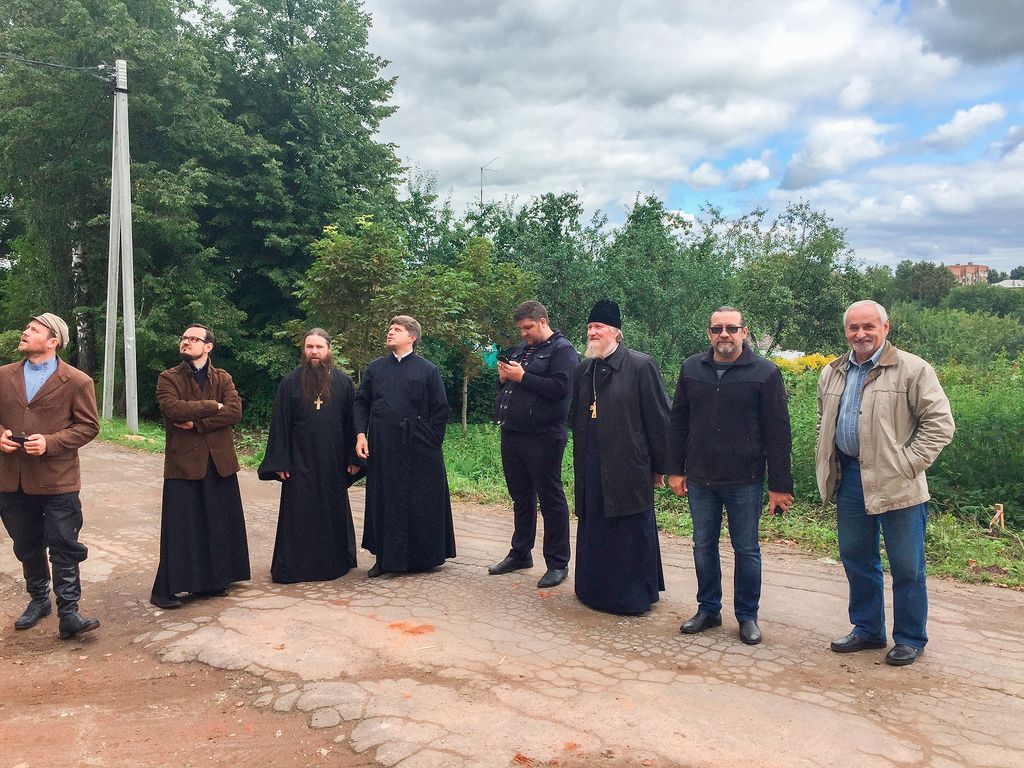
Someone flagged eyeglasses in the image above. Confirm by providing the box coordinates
[180,335,207,344]
[708,325,744,335]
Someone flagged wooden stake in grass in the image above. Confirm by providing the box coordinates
[988,503,1006,532]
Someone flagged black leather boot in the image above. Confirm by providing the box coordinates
[15,598,52,629]
[14,564,52,630]
[53,563,100,640]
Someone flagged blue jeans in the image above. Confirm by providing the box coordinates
[837,458,928,649]
[688,480,764,621]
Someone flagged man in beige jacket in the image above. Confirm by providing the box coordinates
[816,300,954,666]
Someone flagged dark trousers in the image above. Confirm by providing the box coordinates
[500,429,570,569]
[0,490,89,611]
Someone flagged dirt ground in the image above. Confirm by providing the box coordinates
[2,442,1023,768]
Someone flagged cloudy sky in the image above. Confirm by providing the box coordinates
[361,0,1024,271]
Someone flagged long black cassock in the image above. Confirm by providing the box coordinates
[258,367,358,583]
[353,352,456,572]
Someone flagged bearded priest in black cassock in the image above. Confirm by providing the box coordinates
[258,329,359,583]
[353,315,456,577]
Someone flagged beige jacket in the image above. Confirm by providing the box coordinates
[816,341,954,514]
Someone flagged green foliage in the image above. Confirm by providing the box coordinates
[300,220,412,377]
[891,260,957,307]
[889,304,1024,365]
[943,283,1024,323]
[782,369,823,502]
[599,196,732,369]
[731,202,862,354]
[0,329,22,363]
[929,358,1024,527]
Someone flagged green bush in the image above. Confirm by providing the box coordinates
[888,303,1024,365]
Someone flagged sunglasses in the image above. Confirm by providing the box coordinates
[708,325,744,335]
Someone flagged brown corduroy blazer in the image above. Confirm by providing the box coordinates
[157,361,242,480]
[0,358,100,495]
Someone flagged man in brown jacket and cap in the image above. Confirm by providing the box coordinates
[149,324,250,608]
[0,313,101,639]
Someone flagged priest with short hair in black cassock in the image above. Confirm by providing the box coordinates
[353,315,456,577]
[150,324,250,609]
[258,329,359,583]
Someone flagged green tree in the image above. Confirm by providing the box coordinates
[0,0,249,413]
[481,192,604,341]
[598,196,731,372]
[942,284,1024,323]
[1011,266,1024,280]
[891,260,957,306]
[201,0,400,329]
[987,268,1007,283]
[732,202,862,354]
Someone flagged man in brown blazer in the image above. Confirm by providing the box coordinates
[0,313,101,639]
[149,324,250,608]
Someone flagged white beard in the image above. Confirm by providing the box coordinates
[585,339,617,359]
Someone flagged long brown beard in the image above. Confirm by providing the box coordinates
[300,353,334,404]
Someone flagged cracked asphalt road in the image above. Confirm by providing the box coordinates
[2,442,1022,767]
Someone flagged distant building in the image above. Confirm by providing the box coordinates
[995,279,1024,289]
[946,262,989,285]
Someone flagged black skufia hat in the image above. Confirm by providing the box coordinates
[587,299,621,328]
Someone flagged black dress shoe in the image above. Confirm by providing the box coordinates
[14,599,52,630]
[367,562,384,578]
[58,612,100,640]
[680,611,722,634]
[537,568,568,589]
[150,593,184,609]
[885,644,922,666]
[488,556,533,575]
[830,631,887,653]
[739,620,762,645]
[190,587,229,598]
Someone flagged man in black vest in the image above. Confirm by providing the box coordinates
[490,301,578,588]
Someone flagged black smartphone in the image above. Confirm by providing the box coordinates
[497,353,511,364]
[771,504,784,516]
[9,434,29,445]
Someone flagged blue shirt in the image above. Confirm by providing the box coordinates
[24,356,58,402]
[835,345,885,457]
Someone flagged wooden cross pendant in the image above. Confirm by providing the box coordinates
[590,400,597,419]
[314,395,323,410]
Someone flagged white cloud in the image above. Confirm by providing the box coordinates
[366,0,956,212]
[839,77,873,110]
[922,103,1006,150]
[782,118,891,189]
[362,1,1024,270]
[729,157,771,188]
[685,162,724,189]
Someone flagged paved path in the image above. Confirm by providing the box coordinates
[2,442,1023,767]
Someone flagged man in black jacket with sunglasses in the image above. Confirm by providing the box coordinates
[667,306,793,645]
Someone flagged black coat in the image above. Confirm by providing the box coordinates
[571,345,671,518]
[258,367,359,583]
[353,353,456,571]
[494,330,578,436]
[666,345,793,492]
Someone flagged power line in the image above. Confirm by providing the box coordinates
[0,52,114,80]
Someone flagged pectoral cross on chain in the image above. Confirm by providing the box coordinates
[314,395,323,410]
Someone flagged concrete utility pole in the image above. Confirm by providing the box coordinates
[101,59,139,433]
